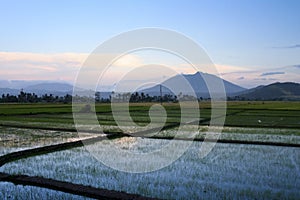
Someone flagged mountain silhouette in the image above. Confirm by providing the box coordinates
[233,82,300,100]
[140,72,246,98]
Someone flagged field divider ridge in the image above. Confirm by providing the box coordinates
[0,172,159,200]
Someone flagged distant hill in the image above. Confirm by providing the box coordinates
[140,72,246,98]
[0,88,20,96]
[24,83,73,92]
[0,81,74,96]
[0,80,56,89]
[24,83,74,96]
[232,82,300,100]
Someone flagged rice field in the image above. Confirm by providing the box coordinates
[0,102,299,199]
[0,127,94,156]
[0,101,299,130]
[0,182,93,200]
[1,137,299,199]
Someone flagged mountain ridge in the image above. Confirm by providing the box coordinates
[231,82,300,101]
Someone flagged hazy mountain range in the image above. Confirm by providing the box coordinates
[0,81,74,96]
[0,72,299,100]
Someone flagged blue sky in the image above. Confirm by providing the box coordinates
[0,0,299,88]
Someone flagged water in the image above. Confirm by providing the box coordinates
[1,137,299,199]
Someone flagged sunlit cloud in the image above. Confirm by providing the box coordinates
[215,64,251,74]
[113,54,143,67]
[0,52,143,83]
[0,52,89,82]
[0,52,88,67]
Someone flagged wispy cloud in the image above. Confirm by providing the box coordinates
[292,65,300,69]
[272,44,300,49]
[0,52,147,84]
[260,71,285,76]
[0,52,89,82]
[220,65,299,88]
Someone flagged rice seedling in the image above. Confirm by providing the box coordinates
[0,182,93,200]
[1,138,299,199]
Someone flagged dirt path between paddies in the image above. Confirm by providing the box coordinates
[0,172,159,200]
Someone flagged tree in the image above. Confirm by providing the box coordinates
[95,92,101,102]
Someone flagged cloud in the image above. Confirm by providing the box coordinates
[113,54,143,67]
[292,65,300,69]
[286,44,300,48]
[1,51,299,89]
[219,64,300,88]
[272,44,300,49]
[0,52,148,84]
[0,52,88,66]
[260,71,285,76]
[0,52,90,82]
[173,63,251,75]
[254,78,267,81]
[215,64,251,74]
[268,78,278,81]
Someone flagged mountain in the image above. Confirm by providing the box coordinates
[233,82,300,100]
[0,88,20,96]
[0,81,74,96]
[232,85,265,96]
[0,80,59,90]
[140,72,246,98]
[24,83,73,92]
[24,83,74,96]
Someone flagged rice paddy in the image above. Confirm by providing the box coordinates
[0,101,299,199]
[1,138,299,199]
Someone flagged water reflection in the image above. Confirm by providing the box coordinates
[0,127,94,155]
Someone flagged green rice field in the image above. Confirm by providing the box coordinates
[0,101,299,199]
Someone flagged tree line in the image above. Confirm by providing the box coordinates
[0,91,179,103]
[106,92,178,103]
[0,90,72,103]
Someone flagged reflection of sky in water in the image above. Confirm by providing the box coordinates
[112,137,170,153]
[0,127,94,155]
[1,140,299,199]
[0,182,93,200]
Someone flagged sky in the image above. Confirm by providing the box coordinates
[0,0,299,88]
